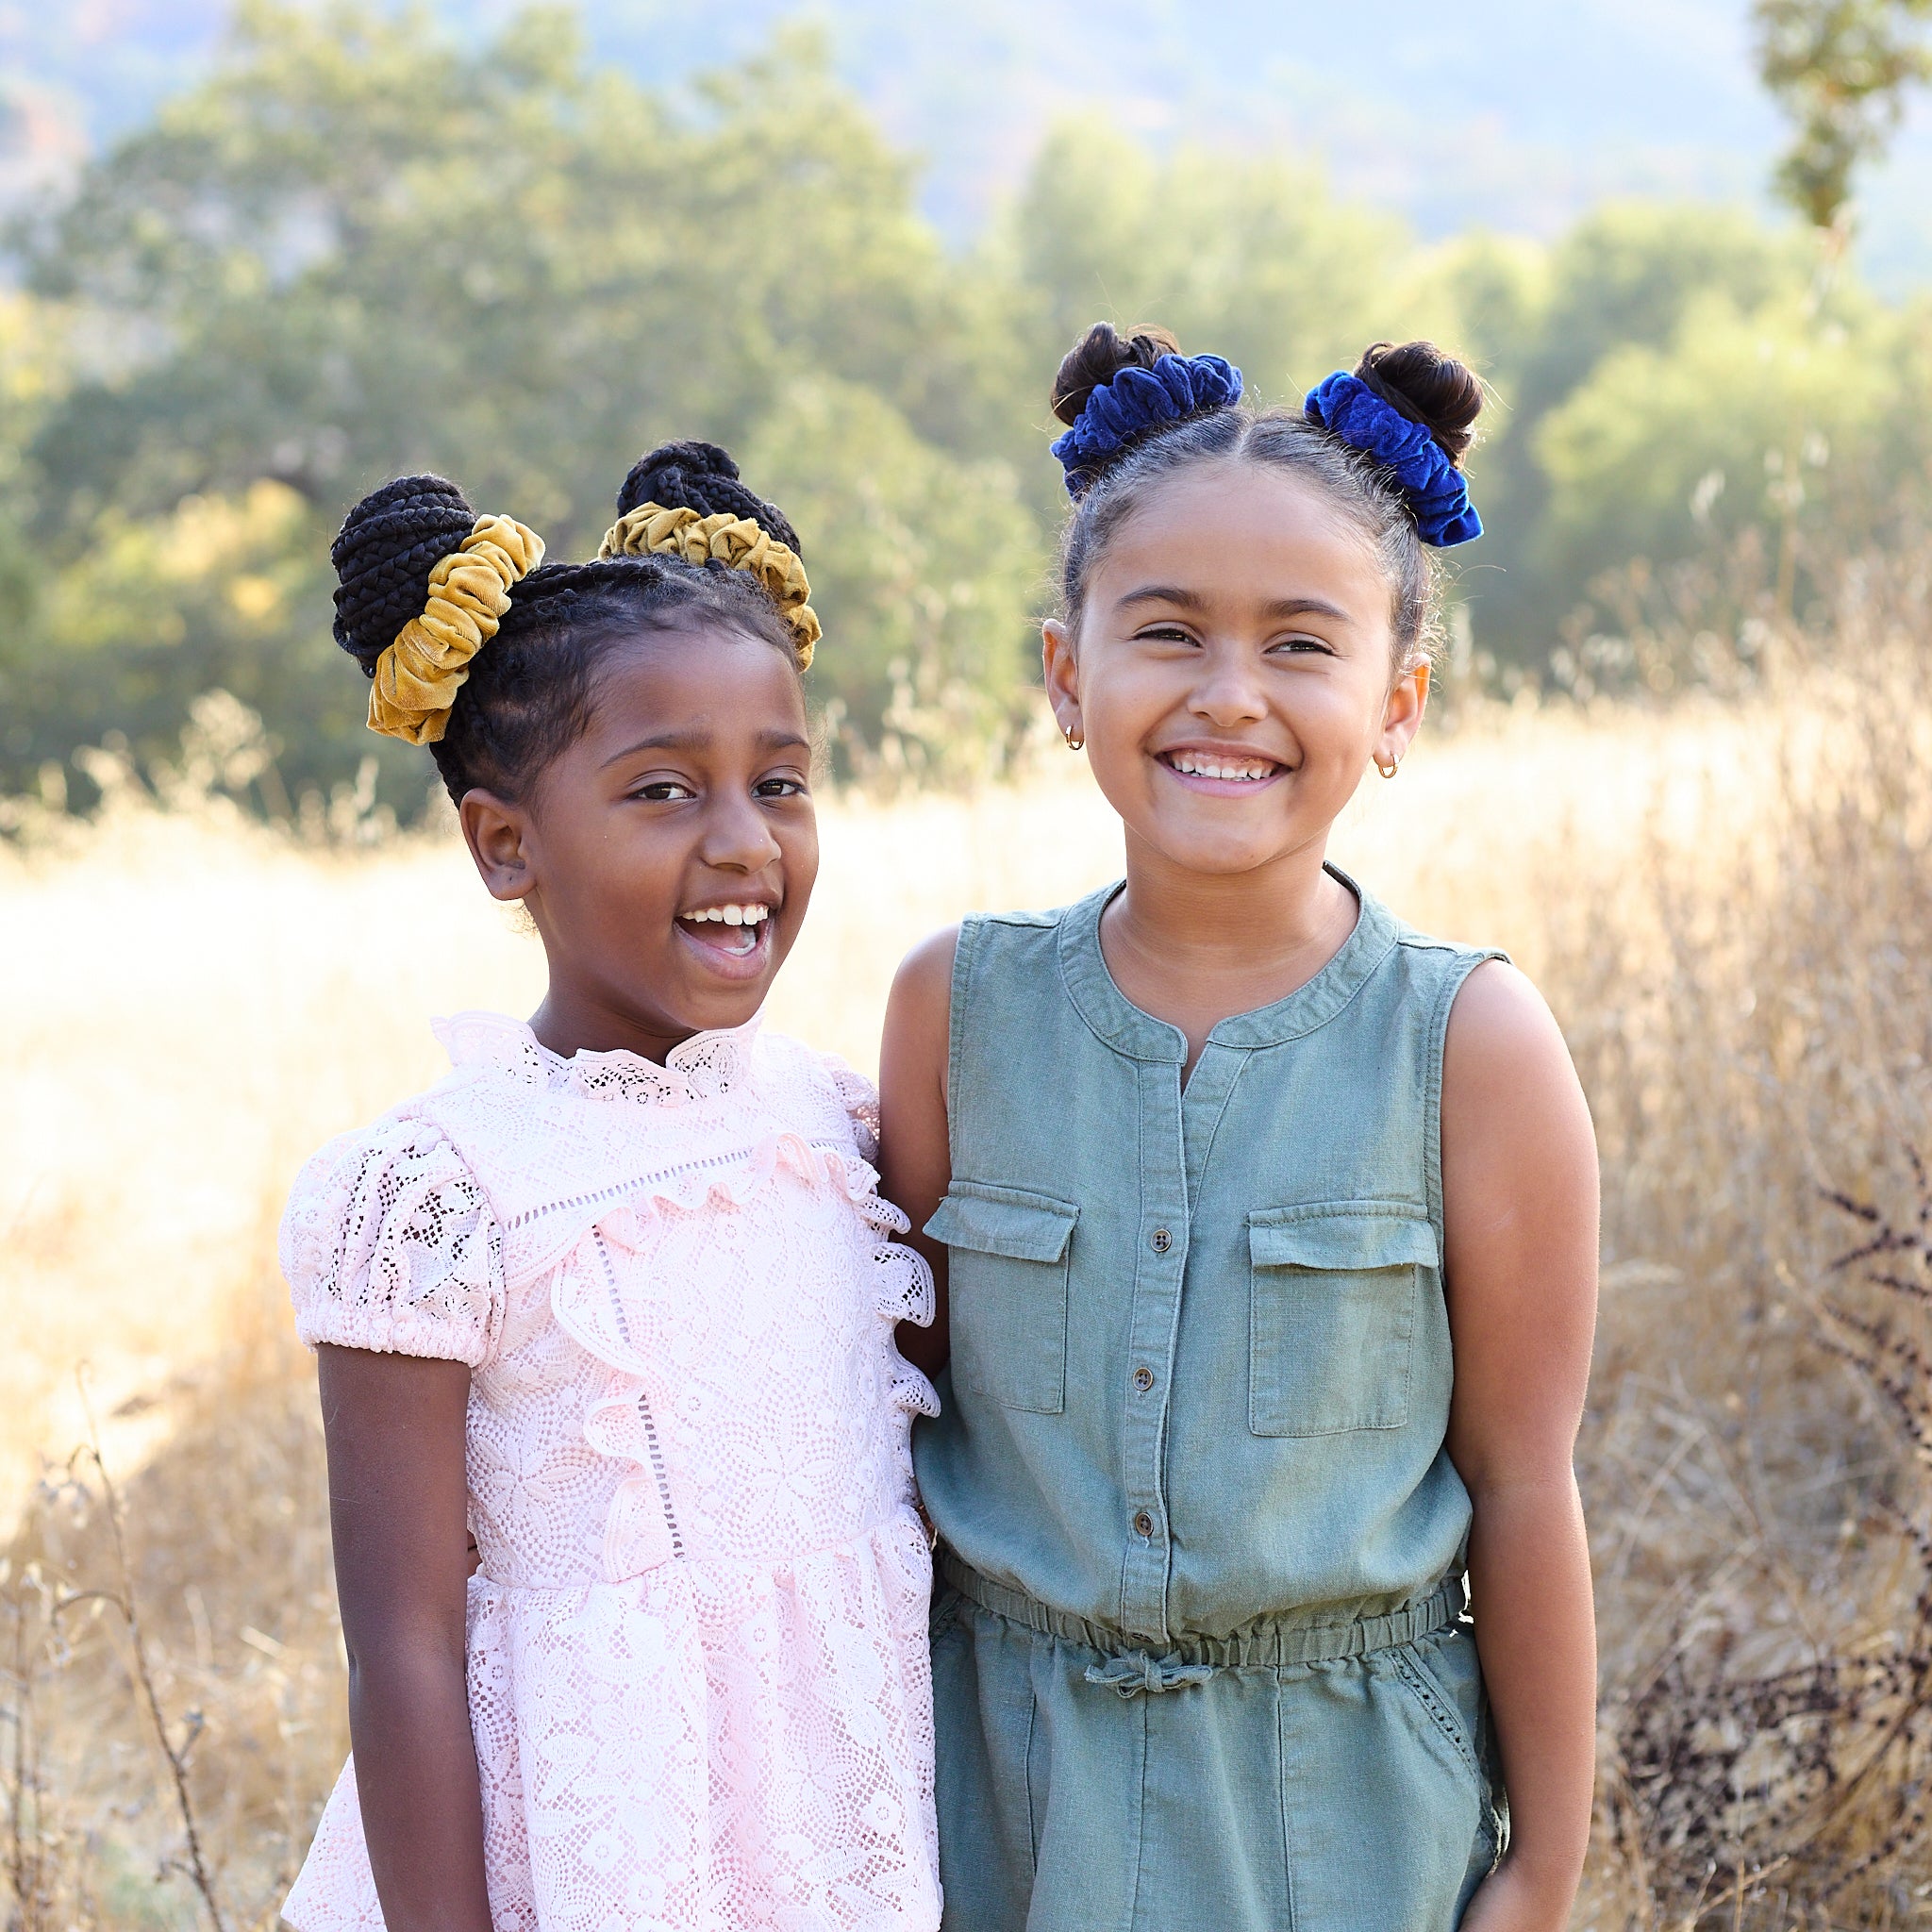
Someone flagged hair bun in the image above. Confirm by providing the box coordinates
[1354,341,1484,468]
[1051,322,1184,428]
[331,474,476,673]
[616,439,802,556]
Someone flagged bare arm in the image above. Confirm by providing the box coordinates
[1440,962,1600,1932]
[317,1345,492,1932]
[878,925,958,1377]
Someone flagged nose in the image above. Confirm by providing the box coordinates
[698,788,782,875]
[1188,642,1269,728]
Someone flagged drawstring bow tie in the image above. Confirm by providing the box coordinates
[1084,1652,1218,1699]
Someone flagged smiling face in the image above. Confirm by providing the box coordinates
[458,624,817,1061]
[1044,456,1427,884]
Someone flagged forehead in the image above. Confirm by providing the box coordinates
[1090,458,1387,618]
[584,624,808,741]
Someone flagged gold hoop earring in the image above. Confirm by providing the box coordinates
[1065,729,1084,752]
[1375,756,1400,779]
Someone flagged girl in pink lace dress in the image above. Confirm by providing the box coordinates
[279,444,941,1932]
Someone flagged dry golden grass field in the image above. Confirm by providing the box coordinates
[4,625,1931,1928]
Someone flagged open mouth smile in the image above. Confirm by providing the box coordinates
[675,901,776,978]
[1157,748,1290,792]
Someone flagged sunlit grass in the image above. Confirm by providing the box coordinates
[2,651,1926,1927]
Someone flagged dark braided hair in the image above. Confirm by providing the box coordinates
[1050,324,1484,672]
[331,442,804,805]
[330,475,476,658]
[616,440,802,551]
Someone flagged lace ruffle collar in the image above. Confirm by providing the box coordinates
[434,1009,758,1107]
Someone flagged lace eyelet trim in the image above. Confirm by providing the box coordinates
[435,1009,755,1107]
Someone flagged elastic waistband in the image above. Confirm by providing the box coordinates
[938,1548,1465,1673]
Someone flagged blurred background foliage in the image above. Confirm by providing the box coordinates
[7,0,1932,812]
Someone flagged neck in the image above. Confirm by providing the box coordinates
[1100,827,1357,1062]
[527,978,705,1065]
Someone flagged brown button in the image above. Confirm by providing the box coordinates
[1132,1366,1155,1392]
[1133,1510,1155,1538]
[1150,1227,1174,1255]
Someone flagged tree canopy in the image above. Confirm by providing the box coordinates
[5,2,1931,816]
[1755,0,1932,233]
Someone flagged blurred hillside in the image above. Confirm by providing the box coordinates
[14,0,1932,275]
[7,2,1932,820]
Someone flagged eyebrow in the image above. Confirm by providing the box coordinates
[1115,584,1352,623]
[600,727,811,769]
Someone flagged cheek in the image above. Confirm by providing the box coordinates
[780,815,821,905]
[555,812,681,924]
[1080,654,1175,736]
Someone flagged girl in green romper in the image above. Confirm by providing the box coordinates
[881,325,1599,1932]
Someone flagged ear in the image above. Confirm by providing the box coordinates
[459,790,538,903]
[1041,618,1082,744]
[1376,660,1430,769]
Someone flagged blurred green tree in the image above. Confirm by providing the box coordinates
[7,0,1032,806]
[1002,120,1407,422]
[10,0,1932,811]
[1444,204,1832,655]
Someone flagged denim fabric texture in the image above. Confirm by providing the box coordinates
[913,874,1507,1932]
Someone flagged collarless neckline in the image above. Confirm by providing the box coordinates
[1055,864,1400,1063]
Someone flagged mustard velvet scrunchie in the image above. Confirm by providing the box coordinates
[597,503,822,670]
[368,514,546,744]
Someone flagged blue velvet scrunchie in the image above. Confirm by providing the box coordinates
[1051,353,1244,498]
[1303,372,1482,547]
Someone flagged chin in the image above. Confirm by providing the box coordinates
[1144,822,1296,877]
[676,979,772,1031]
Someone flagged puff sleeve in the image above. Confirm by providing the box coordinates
[279,1116,504,1366]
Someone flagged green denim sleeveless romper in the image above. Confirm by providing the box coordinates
[913,874,1507,1932]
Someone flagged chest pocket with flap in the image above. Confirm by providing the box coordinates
[1248,1203,1438,1437]
[926,1181,1079,1415]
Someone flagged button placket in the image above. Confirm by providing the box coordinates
[1119,1060,1189,1638]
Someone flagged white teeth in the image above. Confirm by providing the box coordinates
[1171,753,1274,782]
[682,904,772,924]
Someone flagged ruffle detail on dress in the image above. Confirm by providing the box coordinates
[544,1136,935,1582]
[827,1058,882,1162]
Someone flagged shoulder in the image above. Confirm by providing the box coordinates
[281,1111,488,1255]
[285,1108,475,1220]
[891,894,1094,1008]
[891,923,961,1015]
[280,1112,504,1365]
[887,892,1104,1058]
[1443,958,1571,1077]
[1441,960,1596,1187]
[752,1030,881,1158]
[883,924,959,1101]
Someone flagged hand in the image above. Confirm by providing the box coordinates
[1457,1853,1577,1932]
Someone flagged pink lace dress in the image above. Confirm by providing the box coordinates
[278,1012,941,1932]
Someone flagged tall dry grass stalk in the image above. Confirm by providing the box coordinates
[2,572,1929,1926]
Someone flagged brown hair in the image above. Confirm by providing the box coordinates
[1052,325,1485,671]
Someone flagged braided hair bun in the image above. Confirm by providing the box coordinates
[616,440,803,556]
[1354,341,1484,467]
[1050,323,1184,429]
[330,474,477,675]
